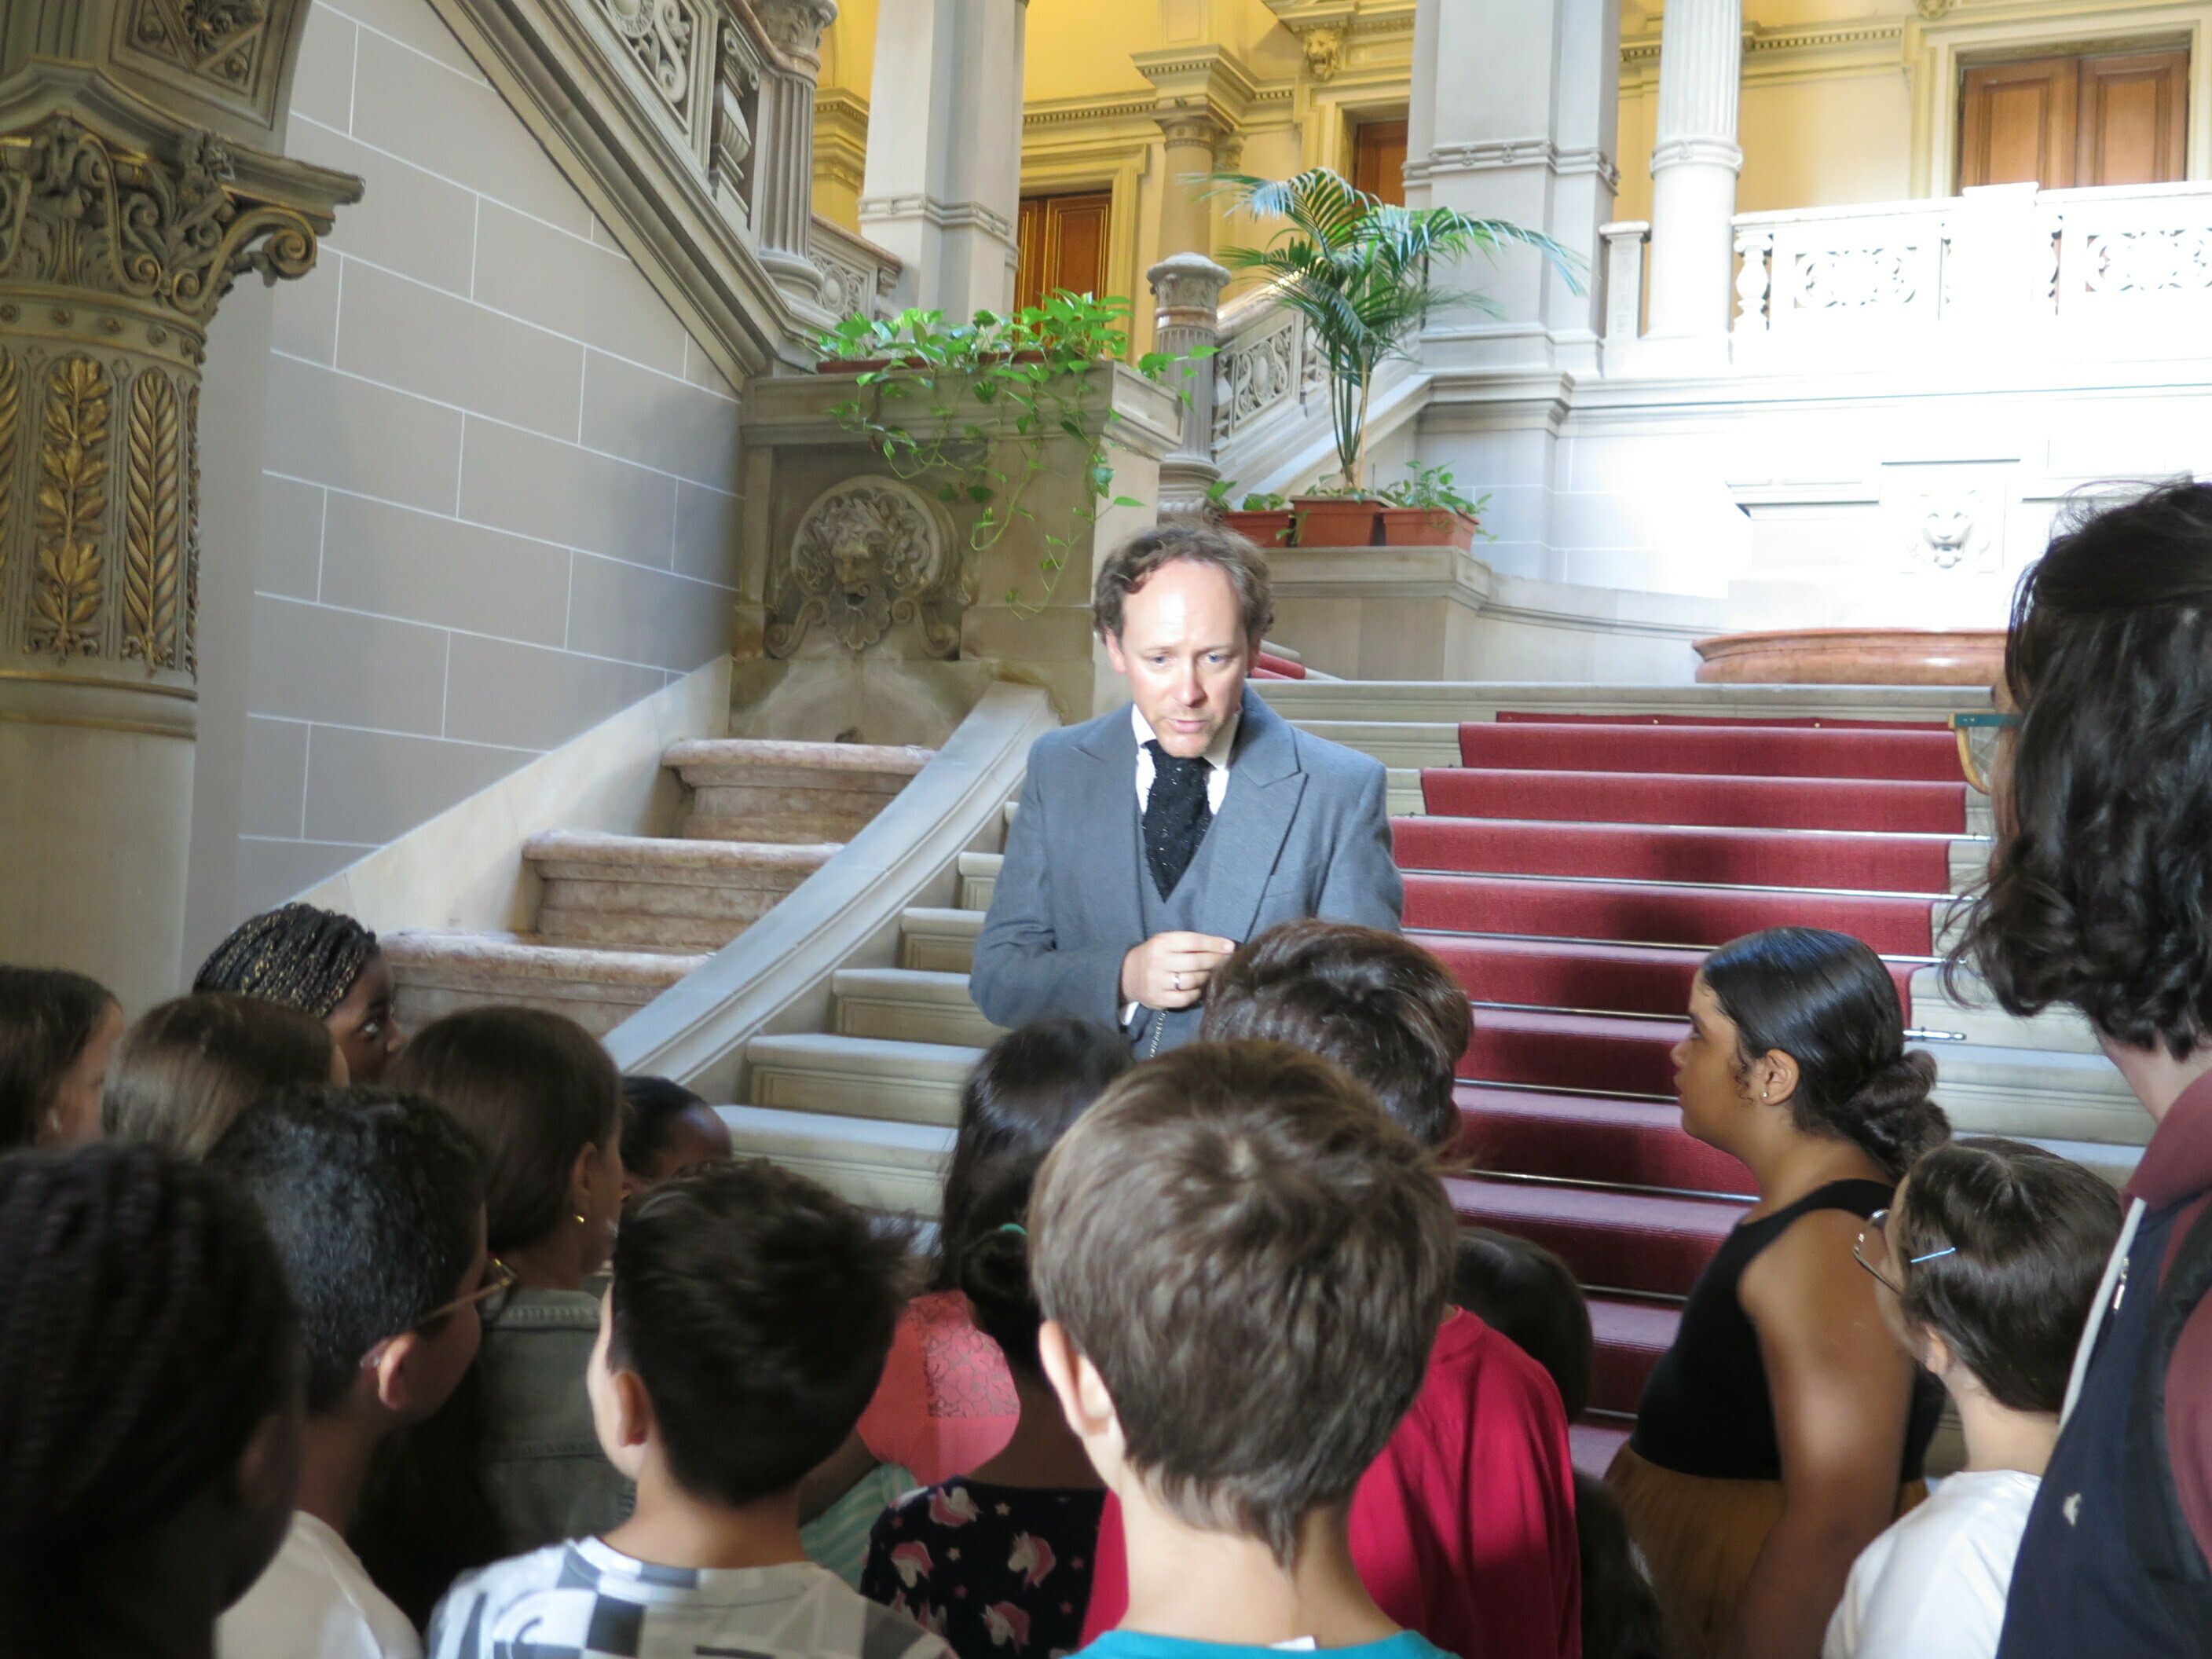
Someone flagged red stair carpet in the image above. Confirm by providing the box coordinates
[1400,716,1960,1474]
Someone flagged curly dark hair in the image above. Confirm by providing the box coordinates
[0,1144,297,1646]
[1703,926,1950,1180]
[1949,479,2212,1057]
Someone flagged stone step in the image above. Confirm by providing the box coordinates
[1921,1040,2149,1147]
[901,906,983,972]
[958,850,1002,910]
[1911,965,2101,1054]
[384,931,706,1037]
[834,968,1004,1047]
[666,738,933,844]
[526,830,838,952]
[717,1105,954,1216]
[745,1032,983,1125]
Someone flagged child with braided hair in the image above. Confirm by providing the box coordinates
[196,902,403,1082]
[0,1141,302,1659]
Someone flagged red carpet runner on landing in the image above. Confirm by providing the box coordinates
[1397,713,1965,1473]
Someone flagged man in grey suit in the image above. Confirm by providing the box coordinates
[970,523,1403,1056]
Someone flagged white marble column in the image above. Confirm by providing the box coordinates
[1405,0,1621,375]
[1643,0,1742,351]
[859,0,1027,317]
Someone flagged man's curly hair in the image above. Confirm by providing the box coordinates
[1950,479,2212,1057]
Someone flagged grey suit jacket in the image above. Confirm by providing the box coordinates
[969,684,1403,1052]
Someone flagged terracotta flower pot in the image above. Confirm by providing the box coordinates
[1379,507,1480,550]
[1292,496,1382,548]
[1223,509,1297,548]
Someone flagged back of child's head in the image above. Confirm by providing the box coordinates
[103,993,335,1158]
[1452,1228,1594,1420]
[1701,925,1950,1179]
[1031,1038,1456,1563]
[619,1074,710,1181]
[389,1005,619,1254]
[0,1143,297,1635]
[0,965,116,1149]
[610,1159,906,1507]
[194,901,379,1019]
[939,1015,1132,1280]
[1199,919,1470,1152]
[958,1165,1048,1377]
[209,1084,486,1418]
[1892,1136,2123,1414]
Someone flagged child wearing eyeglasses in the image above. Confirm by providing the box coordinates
[1824,1137,2121,1659]
[209,1084,493,1659]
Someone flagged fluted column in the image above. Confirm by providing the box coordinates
[1643,0,1743,351]
[750,0,838,307]
[0,10,358,1007]
[859,0,1027,317]
[1148,252,1229,510]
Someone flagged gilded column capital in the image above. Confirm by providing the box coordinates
[0,104,358,691]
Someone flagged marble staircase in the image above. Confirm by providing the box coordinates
[384,739,932,1036]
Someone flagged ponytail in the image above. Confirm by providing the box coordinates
[1704,927,1951,1180]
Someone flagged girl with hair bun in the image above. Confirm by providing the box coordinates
[1608,926,1951,1659]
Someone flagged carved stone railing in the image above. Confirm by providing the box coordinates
[427,0,897,378]
[1727,181,2212,357]
[1208,287,1425,497]
[808,211,900,321]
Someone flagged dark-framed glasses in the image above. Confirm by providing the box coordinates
[1851,1207,1957,1297]
[1949,710,2021,796]
[360,1257,517,1368]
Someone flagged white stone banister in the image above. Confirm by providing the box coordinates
[1602,220,1650,343]
[808,213,903,319]
[1716,181,2212,361]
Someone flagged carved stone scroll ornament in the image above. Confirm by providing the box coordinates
[767,478,965,657]
[749,0,838,65]
[0,112,346,673]
[132,0,272,88]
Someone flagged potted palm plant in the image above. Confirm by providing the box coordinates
[1210,169,1580,544]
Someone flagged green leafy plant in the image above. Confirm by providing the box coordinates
[817,293,1204,616]
[1239,490,1291,511]
[1210,169,1584,493]
[1378,461,1486,518]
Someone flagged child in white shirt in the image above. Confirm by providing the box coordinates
[211,1084,497,1659]
[1825,1137,2122,1659]
[427,1160,950,1659]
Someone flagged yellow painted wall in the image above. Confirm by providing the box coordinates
[819,0,2196,317]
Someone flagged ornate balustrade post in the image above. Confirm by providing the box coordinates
[749,0,838,309]
[1148,252,1230,513]
[0,7,358,1005]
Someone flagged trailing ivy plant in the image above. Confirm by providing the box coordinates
[815,292,1207,617]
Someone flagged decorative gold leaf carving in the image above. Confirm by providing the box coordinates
[0,116,325,324]
[123,369,183,671]
[27,356,112,659]
[0,352,18,586]
[183,383,200,677]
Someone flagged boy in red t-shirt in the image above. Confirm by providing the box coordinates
[1079,921,1584,1659]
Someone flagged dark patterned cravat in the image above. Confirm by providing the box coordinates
[1144,739,1214,899]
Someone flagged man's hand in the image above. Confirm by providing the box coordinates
[1120,932,1238,1010]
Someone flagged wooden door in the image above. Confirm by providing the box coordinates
[1959,48,2188,190]
[2078,50,2188,185]
[1353,119,1408,207]
[1015,192,1112,312]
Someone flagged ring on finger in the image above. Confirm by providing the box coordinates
[1173,972,1182,992]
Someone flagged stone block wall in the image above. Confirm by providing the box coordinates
[221,0,746,932]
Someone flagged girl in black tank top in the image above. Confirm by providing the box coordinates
[1605,928,1951,1659]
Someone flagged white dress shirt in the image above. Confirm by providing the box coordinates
[1132,701,1239,814]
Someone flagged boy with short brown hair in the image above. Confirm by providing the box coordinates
[1031,1040,1457,1655]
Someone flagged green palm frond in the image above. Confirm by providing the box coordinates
[1208,169,1587,486]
